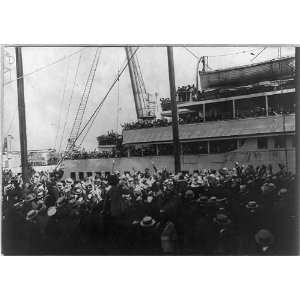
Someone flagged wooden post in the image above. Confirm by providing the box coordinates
[295,47,300,253]
[15,47,29,182]
[203,103,206,121]
[167,46,181,173]
[0,46,4,198]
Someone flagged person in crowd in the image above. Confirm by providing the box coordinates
[1,161,297,255]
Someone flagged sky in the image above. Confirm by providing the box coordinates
[3,46,295,151]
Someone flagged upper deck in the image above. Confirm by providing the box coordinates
[123,114,295,145]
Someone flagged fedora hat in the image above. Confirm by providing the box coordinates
[47,206,57,217]
[214,214,232,226]
[26,209,38,221]
[255,229,274,246]
[140,216,156,227]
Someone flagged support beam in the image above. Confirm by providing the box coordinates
[167,46,181,173]
[15,47,29,182]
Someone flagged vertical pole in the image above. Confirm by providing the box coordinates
[203,103,206,121]
[232,99,236,119]
[0,46,4,212]
[295,47,300,254]
[15,47,29,182]
[167,46,181,173]
[265,95,269,116]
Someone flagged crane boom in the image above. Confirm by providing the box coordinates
[125,47,156,119]
[65,47,101,153]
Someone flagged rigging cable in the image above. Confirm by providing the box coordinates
[58,52,83,153]
[116,66,120,133]
[56,47,139,167]
[77,54,131,147]
[65,47,102,152]
[54,55,71,149]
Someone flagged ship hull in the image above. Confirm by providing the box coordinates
[62,148,295,179]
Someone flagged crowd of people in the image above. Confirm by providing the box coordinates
[2,162,298,255]
[97,131,122,146]
[121,108,294,131]
[122,118,171,131]
[66,150,124,160]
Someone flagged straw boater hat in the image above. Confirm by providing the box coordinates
[255,229,274,246]
[24,193,36,202]
[26,209,38,221]
[36,191,44,200]
[185,189,195,198]
[74,187,83,195]
[245,201,260,211]
[216,197,227,205]
[65,178,73,185]
[261,183,276,194]
[47,206,57,217]
[278,188,288,197]
[56,196,67,207]
[197,195,208,206]
[214,214,232,226]
[207,196,217,206]
[140,216,156,227]
[239,185,247,192]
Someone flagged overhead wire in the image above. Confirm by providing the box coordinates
[182,46,259,60]
[4,47,86,86]
[56,47,139,167]
[54,55,71,149]
[58,52,83,152]
[4,106,18,137]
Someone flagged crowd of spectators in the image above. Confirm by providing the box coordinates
[97,131,122,146]
[122,104,294,131]
[2,162,297,255]
[66,149,126,160]
[122,118,171,131]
